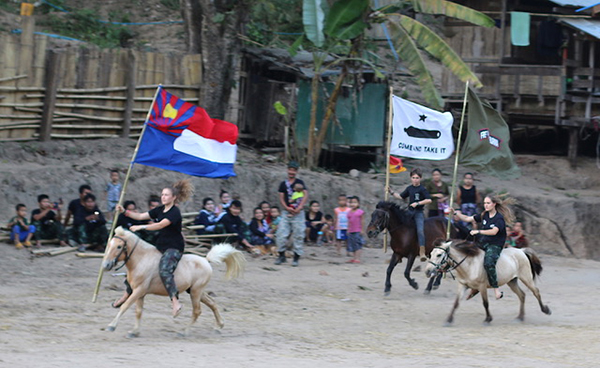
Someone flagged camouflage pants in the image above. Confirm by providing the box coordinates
[159,248,182,300]
[482,243,502,288]
[32,220,65,241]
[68,224,108,245]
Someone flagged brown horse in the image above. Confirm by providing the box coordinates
[367,201,454,295]
[102,227,245,337]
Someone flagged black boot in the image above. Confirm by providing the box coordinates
[292,253,300,267]
[274,251,286,265]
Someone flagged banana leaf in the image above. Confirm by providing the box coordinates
[303,0,327,47]
[388,20,443,109]
[392,15,483,88]
[412,0,495,27]
[324,0,370,40]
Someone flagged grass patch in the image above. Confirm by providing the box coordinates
[565,192,579,198]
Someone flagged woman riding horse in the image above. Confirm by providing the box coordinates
[115,179,193,317]
[452,194,514,300]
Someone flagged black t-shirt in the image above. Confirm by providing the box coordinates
[68,199,88,226]
[80,206,106,231]
[148,205,184,253]
[115,213,146,230]
[218,212,246,242]
[474,211,506,247]
[459,185,477,204]
[278,178,307,207]
[400,184,430,212]
[305,211,323,228]
[31,208,57,225]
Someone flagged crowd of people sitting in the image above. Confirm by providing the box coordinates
[5,167,528,255]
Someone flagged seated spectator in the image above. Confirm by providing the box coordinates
[31,194,67,247]
[259,201,272,224]
[323,214,335,244]
[194,197,224,235]
[7,204,36,248]
[270,206,282,233]
[249,207,274,246]
[64,184,92,228]
[506,221,528,248]
[214,190,232,216]
[68,193,108,252]
[147,194,160,211]
[218,199,255,252]
[305,200,325,243]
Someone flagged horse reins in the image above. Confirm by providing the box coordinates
[112,235,140,271]
[428,245,468,277]
[373,209,402,234]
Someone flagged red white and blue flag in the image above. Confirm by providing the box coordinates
[134,87,238,178]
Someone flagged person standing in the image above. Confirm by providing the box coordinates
[424,168,449,218]
[388,168,432,261]
[453,195,514,300]
[346,196,366,264]
[117,179,193,317]
[455,172,480,230]
[274,161,308,267]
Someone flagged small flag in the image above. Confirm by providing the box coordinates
[134,87,238,178]
[389,155,407,173]
[459,89,520,179]
[390,96,454,160]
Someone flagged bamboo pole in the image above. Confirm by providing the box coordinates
[0,74,28,83]
[40,51,61,142]
[446,81,470,239]
[383,86,394,253]
[92,85,162,303]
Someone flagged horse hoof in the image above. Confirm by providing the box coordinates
[383,290,391,297]
[432,284,439,290]
[106,326,116,332]
[514,317,525,323]
[423,289,430,295]
[443,321,452,327]
[483,319,492,325]
[543,306,552,315]
[410,282,419,290]
[126,332,140,338]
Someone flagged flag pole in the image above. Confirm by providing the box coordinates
[92,85,162,303]
[383,86,394,253]
[446,81,469,239]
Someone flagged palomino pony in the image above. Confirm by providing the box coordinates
[367,201,455,295]
[425,239,552,325]
[102,227,246,337]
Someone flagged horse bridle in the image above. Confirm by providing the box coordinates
[111,235,140,271]
[428,245,468,276]
[372,208,402,235]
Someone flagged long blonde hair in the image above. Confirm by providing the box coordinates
[485,194,515,226]
[166,179,194,203]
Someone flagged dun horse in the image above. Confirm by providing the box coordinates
[366,201,454,295]
[425,239,551,325]
[102,227,246,337]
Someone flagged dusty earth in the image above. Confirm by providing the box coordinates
[0,237,599,367]
[1,138,600,367]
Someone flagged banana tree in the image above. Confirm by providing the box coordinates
[299,0,494,168]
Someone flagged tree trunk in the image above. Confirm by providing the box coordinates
[181,0,248,119]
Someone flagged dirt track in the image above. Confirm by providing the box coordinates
[0,241,598,368]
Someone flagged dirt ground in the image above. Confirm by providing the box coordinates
[1,239,598,368]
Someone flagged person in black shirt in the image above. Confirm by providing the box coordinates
[117,179,193,318]
[218,200,254,251]
[274,161,308,266]
[388,168,432,261]
[31,194,67,246]
[67,193,107,252]
[453,194,515,300]
[63,184,92,229]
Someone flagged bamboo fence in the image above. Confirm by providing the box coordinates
[0,19,203,142]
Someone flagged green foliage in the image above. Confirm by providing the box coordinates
[40,9,135,48]
[0,0,19,12]
[274,101,288,116]
[160,0,180,11]
[324,0,369,40]
[303,0,327,47]
[245,0,304,47]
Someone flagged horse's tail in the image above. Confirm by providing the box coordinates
[523,248,543,279]
[206,243,246,280]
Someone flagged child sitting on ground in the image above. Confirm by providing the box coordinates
[8,204,36,248]
[506,221,528,248]
[323,214,335,244]
[31,194,67,247]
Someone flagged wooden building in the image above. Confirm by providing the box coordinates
[441,0,600,164]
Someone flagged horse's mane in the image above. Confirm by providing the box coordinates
[376,201,413,224]
[450,239,481,257]
[114,226,155,250]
